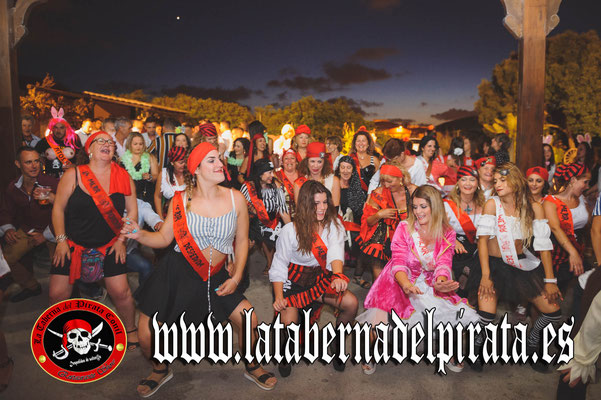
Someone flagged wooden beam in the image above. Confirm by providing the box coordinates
[516,0,547,171]
[12,0,46,47]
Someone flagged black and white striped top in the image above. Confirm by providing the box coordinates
[240,183,288,217]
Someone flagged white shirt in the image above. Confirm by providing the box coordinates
[111,132,126,159]
[125,199,163,253]
[220,130,233,152]
[76,129,90,147]
[142,132,158,148]
[368,157,427,195]
[443,201,481,236]
[269,221,345,283]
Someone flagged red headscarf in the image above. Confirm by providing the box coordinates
[187,142,218,174]
[380,164,404,178]
[475,156,496,169]
[198,122,218,137]
[295,125,311,136]
[526,166,549,182]
[84,131,130,195]
[85,131,109,154]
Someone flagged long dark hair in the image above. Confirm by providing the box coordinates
[294,180,341,254]
[419,135,439,162]
[543,144,555,169]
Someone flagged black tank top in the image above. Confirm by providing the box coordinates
[65,185,125,248]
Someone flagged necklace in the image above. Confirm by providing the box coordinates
[122,151,150,180]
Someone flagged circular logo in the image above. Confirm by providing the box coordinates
[31,299,126,383]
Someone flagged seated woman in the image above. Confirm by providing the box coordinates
[293,142,340,207]
[270,181,358,376]
[443,165,484,297]
[467,163,562,373]
[123,143,277,396]
[526,166,550,204]
[357,185,478,374]
[356,161,415,282]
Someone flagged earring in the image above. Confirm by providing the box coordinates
[89,153,93,159]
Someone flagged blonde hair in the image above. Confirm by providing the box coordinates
[493,163,534,245]
[407,185,450,241]
[448,177,485,210]
[380,159,411,188]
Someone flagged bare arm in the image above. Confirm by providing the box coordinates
[149,154,159,181]
[52,168,77,266]
[230,191,249,284]
[125,199,175,248]
[331,176,341,207]
[543,199,583,274]
[533,202,562,302]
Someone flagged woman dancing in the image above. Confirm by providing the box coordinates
[124,143,277,396]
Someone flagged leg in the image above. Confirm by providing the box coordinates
[353,255,371,289]
[228,300,277,390]
[48,274,73,304]
[136,312,172,397]
[104,274,138,348]
[126,249,153,285]
[321,290,358,324]
[372,259,384,280]
[3,231,40,295]
[261,242,274,274]
[469,293,498,371]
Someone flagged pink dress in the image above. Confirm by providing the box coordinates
[356,221,478,327]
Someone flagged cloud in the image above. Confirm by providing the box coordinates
[323,62,391,85]
[419,102,428,107]
[363,0,402,10]
[267,76,336,93]
[349,47,400,61]
[276,91,289,101]
[430,108,477,121]
[326,96,383,116]
[161,85,262,102]
[278,67,300,77]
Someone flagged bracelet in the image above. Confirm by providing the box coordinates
[55,234,68,243]
[544,278,558,284]
[231,277,240,286]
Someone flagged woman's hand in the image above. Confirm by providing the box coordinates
[543,283,563,304]
[108,240,127,264]
[273,296,287,312]
[53,241,71,267]
[331,278,348,293]
[216,278,238,296]
[142,172,151,181]
[455,240,467,254]
[121,217,141,240]
[378,208,398,219]
[568,251,584,276]
[478,276,496,300]
[402,283,423,295]
[433,276,459,293]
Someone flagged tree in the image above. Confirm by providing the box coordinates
[255,96,371,142]
[475,30,601,135]
[151,94,253,126]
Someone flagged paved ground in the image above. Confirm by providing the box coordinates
[2,249,601,399]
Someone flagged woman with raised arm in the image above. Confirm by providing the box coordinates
[270,181,358,376]
[543,163,591,293]
[123,143,277,396]
[358,185,478,374]
[51,130,139,351]
[356,161,415,283]
[443,165,484,296]
[293,142,341,207]
[467,163,562,373]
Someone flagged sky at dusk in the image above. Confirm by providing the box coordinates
[17,0,601,124]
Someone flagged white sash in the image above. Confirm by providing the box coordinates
[411,229,436,271]
[493,197,539,271]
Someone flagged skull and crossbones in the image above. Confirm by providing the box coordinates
[47,319,112,360]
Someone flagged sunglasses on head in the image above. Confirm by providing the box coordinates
[498,169,510,176]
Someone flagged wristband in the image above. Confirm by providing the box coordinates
[55,234,68,243]
[544,278,557,284]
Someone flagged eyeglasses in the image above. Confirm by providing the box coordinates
[498,169,510,176]
[92,138,116,146]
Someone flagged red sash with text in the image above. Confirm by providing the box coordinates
[444,199,476,243]
[243,182,279,229]
[173,192,225,280]
[68,166,122,284]
[47,135,72,167]
[276,170,295,202]
[294,176,308,188]
[545,195,581,266]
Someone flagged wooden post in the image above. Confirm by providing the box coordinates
[501,0,561,171]
[0,0,46,189]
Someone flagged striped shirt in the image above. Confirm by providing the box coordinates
[149,132,178,170]
[240,183,288,216]
[174,190,237,255]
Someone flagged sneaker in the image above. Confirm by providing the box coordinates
[10,286,42,302]
[446,357,464,373]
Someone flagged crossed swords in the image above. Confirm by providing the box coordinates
[47,323,113,360]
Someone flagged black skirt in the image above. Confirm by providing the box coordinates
[466,255,545,305]
[451,234,478,280]
[136,250,246,325]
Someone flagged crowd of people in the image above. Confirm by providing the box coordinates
[1,107,601,398]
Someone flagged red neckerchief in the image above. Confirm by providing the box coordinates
[172,192,225,280]
[243,182,278,229]
[47,135,72,167]
[444,199,476,243]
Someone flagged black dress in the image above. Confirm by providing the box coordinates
[133,161,155,204]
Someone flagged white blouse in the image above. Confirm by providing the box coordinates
[572,195,589,230]
[269,221,345,283]
[160,167,186,200]
[477,214,553,251]
[443,201,480,236]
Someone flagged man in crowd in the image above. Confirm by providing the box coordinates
[21,115,40,148]
[34,111,81,178]
[149,118,179,169]
[219,120,233,154]
[75,118,93,146]
[0,147,58,302]
[103,117,117,136]
[112,116,132,158]
[142,117,159,148]
[92,118,103,133]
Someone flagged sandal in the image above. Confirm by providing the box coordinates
[352,276,371,289]
[0,357,14,393]
[137,368,173,398]
[244,363,277,391]
[127,328,140,351]
[361,361,376,375]
[446,357,464,373]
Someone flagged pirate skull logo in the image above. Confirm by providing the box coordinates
[48,319,112,360]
